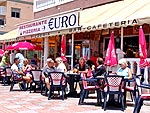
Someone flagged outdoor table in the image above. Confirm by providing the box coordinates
[66,72,80,97]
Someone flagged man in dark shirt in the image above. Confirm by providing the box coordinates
[92,57,106,77]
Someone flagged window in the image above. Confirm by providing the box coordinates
[0,18,4,25]
[11,8,20,18]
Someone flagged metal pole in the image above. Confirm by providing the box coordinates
[43,37,49,66]
[71,33,74,69]
[121,27,124,50]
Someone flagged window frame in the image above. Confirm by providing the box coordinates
[11,7,21,18]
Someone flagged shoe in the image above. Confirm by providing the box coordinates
[78,102,84,105]
[47,91,54,97]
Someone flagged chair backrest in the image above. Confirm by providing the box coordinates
[81,72,88,89]
[87,70,92,78]
[134,75,146,96]
[30,70,42,82]
[81,72,98,89]
[0,66,4,71]
[49,72,65,86]
[11,70,22,81]
[5,67,12,76]
[105,75,124,92]
[0,66,4,76]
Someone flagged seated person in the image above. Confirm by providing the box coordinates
[11,58,31,89]
[61,56,70,71]
[42,58,55,91]
[30,54,40,69]
[73,57,89,93]
[22,58,33,83]
[92,57,106,77]
[116,58,132,79]
[73,57,89,74]
[55,57,67,72]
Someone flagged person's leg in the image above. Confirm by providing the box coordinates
[23,76,31,83]
[45,77,50,90]
[79,80,83,94]
[26,73,32,82]
[23,75,32,90]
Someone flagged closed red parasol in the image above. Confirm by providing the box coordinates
[61,35,67,61]
[139,26,148,68]
[104,32,117,66]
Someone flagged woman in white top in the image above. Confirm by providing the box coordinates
[116,58,132,79]
[55,57,67,72]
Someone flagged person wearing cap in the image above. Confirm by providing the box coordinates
[55,57,67,72]
[116,58,132,79]
[42,58,56,91]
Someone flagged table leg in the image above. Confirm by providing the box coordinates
[67,75,77,97]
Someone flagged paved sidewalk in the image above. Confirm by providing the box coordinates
[0,84,149,113]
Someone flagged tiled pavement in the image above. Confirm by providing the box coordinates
[0,84,150,113]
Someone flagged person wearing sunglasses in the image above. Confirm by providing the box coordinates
[117,58,132,79]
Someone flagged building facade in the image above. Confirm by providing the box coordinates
[0,0,150,82]
[32,0,122,68]
[34,0,122,19]
[15,0,150,69]
[1,0,150,72]
[0,0,34,35]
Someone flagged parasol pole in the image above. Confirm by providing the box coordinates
[71,33,74,70]
[121,27,124,51]
[143,66,148,84]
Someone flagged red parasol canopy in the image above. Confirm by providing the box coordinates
[104,32,118,66]
[61,35,67,61]
[139,26,148,67]
[6,41,42,50]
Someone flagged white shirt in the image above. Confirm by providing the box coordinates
[11,63,19,72]
[56,62,66,72]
